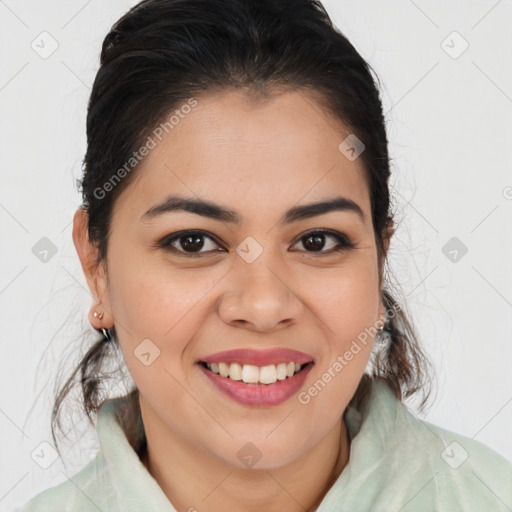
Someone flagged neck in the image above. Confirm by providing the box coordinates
[139,401,351,512]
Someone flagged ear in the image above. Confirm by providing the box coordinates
[377,218,395,318]
[382,218,394,257]
[72,207,114,329]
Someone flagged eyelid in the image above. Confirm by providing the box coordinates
[157,229,225,254]
[291,228,355,252]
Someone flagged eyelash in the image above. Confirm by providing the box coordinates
[157,229,356,257]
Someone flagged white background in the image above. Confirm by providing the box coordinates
[1,0,511,508]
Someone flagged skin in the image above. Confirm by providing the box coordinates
[73,89,392,512]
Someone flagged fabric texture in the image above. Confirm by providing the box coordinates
[16,379,512,511]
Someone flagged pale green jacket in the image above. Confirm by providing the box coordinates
[16,379,512,511]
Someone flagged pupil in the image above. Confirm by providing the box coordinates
[304,234,324,251]
[182,235,204,252]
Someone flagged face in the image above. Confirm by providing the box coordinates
[75,89,389,469]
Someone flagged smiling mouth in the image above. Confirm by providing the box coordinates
[198,360,314,385]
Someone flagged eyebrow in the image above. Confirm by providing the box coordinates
[141,195,365,225]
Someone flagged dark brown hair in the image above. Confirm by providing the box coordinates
[51,0,434,459]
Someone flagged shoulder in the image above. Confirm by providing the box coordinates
[14,452,117,511]
[414,418,512,495]
[338,380,512,511]
[378,381,512,510]
[394,415,512,511]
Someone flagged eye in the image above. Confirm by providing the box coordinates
[158,230,224,256]
[291,229,355,254]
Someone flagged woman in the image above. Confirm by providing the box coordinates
[17,0,512,510]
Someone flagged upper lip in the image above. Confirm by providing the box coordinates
[198,348,314,367]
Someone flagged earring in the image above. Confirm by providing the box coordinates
[92,309,110,342]
[100,327,112,343]
[375,315,389,344]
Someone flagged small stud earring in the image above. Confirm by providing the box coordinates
[93,311,104,320]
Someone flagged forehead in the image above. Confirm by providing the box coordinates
[114,89,371,225]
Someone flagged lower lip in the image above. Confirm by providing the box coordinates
[197,362,314,407]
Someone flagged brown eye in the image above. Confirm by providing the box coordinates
[293,230,355,254]
[159,230,224,256]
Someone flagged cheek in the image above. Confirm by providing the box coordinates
[108,239,205,331]
[306,256,380,339]
[106,250,225,371]
[106,263,210,417]
[301,256,380,400]
[296,262,378,421]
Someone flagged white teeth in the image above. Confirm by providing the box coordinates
[276,363,287,380]
[205,361,307,384]
[229,362,242,380]
[219,362,229,378]
[241,364,259,383]
[259,365,277,384]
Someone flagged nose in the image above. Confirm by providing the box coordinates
[218,259,304,333]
